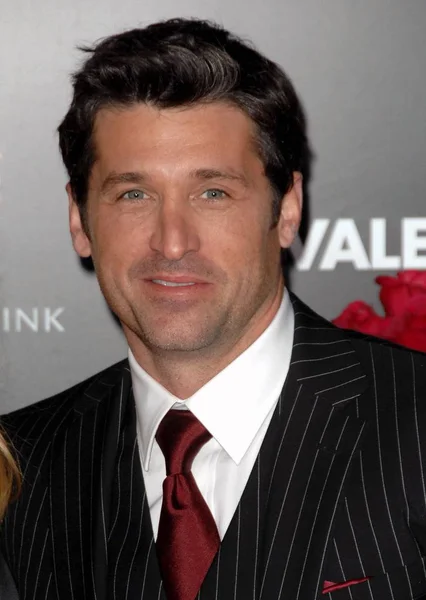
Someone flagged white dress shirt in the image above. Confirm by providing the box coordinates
[129,289,294,540]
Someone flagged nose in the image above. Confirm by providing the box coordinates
[149,197,200,260]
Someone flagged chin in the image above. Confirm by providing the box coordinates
[141,324,221,354]
[148,336,211,353]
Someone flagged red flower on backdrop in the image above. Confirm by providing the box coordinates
[376,270,426,316]
[393,296,426,353]
[333,270,426,353]
[333,301,394,338]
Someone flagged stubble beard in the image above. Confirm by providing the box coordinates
[129,275,277,360]
[130,297,234,356]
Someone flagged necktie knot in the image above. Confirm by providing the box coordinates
[156,409,212,475]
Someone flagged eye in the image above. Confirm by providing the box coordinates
[200,189,228,201]
[120,189,147,201]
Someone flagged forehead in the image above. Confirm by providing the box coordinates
[91,102,263,176]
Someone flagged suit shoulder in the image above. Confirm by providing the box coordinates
[344,327,426,366]
[1,358,129,452]
[291,293,426,388]
[344,329,426,417]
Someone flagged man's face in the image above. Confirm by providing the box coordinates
[69,102,301,360]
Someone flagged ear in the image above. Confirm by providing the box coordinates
[277,172,303,248]
[67,183,92,258]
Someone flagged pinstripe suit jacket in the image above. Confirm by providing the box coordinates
[2,294,426,600]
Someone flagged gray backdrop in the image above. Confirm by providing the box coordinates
[1,0,425,411]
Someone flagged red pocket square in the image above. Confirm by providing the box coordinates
[322,577,369,594]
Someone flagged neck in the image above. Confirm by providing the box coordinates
[126,286,284,399]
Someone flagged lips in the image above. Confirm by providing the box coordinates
[147,273,207,284]
[152,279,196,287]
[142,274,212,301]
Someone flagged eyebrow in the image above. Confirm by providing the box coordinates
[100,171,147,195]
[189,168,250,187]
[99,168,250,195]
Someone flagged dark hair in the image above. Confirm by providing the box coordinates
[58,18,309,222]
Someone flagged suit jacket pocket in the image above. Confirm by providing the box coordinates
[325,558,426,600]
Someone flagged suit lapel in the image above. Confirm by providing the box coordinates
[258,294,369,600]
[49,362,136,600]
[200,296,367,600]
[106,386,164,600]
[200,295,369,600]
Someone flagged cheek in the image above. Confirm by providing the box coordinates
[233,231,281,291]
[208,225,271,280]
[91,211,147,266]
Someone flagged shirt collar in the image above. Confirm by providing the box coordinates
[130,288,294,470]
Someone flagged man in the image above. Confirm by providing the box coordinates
[2,17,426,600]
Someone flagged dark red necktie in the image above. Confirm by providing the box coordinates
[155,410,220,600]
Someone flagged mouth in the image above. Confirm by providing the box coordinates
[151,279,196,287]
[145,276,210,297]
[141,274,213,306]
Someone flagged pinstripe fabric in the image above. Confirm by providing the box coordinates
[106,397,165,600]
[2,293,426,599]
